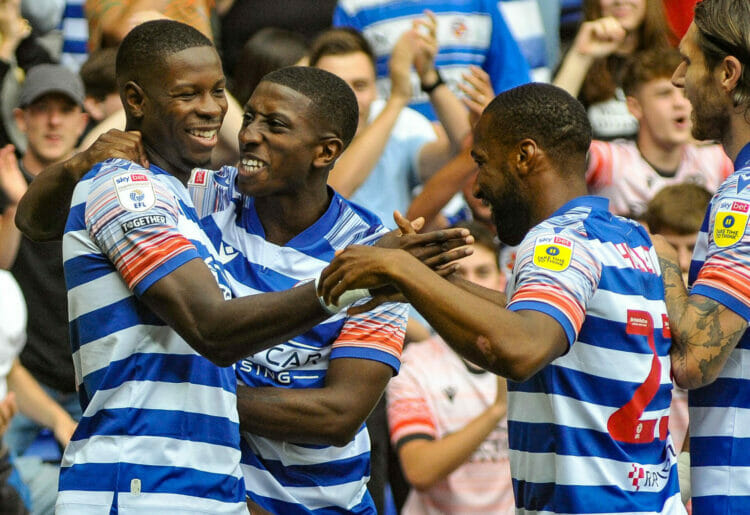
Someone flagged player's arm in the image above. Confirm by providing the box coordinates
[320,246,567,381]
[654,235,746,389]
[392,375,507,490]
[15,129,147,241]
[237,357,394,446]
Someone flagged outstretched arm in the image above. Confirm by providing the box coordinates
[15,130,148,241]
[319,246,567,381]
[654,235,746,389]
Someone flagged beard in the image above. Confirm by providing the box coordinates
[488,174,533,246]
[689,80,731,142]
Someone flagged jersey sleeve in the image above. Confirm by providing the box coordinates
[330,300,408,373]
[386,358,437,448]
[85,165,199,296]
[692,195,750,320]
[585,140,614,190]
[188,165,238,219]
[506,230,602,346]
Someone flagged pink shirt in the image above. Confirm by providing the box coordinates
[387,337,514,515]
[586,140,733,217]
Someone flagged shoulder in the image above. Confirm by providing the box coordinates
[327,193,389,247]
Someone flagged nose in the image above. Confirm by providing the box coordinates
[671,62,686,88]
[47,107,63,126]
[239,118,261,146]
[197,91,226,119]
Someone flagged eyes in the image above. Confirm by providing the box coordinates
[242,111,288,132]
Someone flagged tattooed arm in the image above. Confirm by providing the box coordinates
[654,235,747,389]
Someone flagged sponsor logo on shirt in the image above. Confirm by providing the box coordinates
[189,168,208,187]
[113,172,156,212]
[121,215,167,234]
[713,198,749,247]
[532,235,573,271]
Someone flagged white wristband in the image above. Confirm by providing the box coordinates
[677,451,690,504]
[314,274,369,314]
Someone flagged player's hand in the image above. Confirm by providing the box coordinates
[377,211,474,270]
[78,129,149,174]
[0,144,27,205]
[571,17,626,59]
[459,66,494,127]
[319,245,408,308]
[390,30,418,101]
[0,392,17,436]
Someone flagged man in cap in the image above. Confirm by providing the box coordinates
[4,64,88,454]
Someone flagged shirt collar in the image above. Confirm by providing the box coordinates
[549,195,610,219]
[735,143,750,170]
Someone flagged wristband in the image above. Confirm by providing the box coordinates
[677,451,691,504]
[314,275,369,314]
[420,70,444,94]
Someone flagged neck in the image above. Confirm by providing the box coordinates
[21,151,73,177]
[637,131,683,173]
[616,31,639,56]
[722,113,750,163]
[143,140,191,185]
[254,177,332,246]
[530,163,589,225]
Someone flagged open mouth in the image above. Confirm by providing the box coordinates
[186,128,219,148]
[673,116,688,129]
[239,157,267,176]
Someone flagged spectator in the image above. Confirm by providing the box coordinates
[309,25,470,226]
[386,221,514,514]
[5,65,88,460]
[554,0,673,140]
[586,47,732,217]
[333,0,531,121]
[79,48,121,126]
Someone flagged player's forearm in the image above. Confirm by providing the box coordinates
[237,385,363,446]
[399,403,505,490]
[387,256,548,380]
[15,154,89,241]
[328,95,408,197]
[659,255,746,389]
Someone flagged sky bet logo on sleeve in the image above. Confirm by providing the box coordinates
[113,172,156,212]
[533,235,574,271]
[713,199,749,247]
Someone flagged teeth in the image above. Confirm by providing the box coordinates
[241,158,264,171]
[188,129,217,139]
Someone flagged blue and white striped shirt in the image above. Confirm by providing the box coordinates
[505,196,684,514]
[58,160,246,514]
[686,143,750,514]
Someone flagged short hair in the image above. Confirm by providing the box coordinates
[622,48,683,96]
[80,48,118,100]
[116,20,214,88]
[644,183,712,234]
[481,83,592,174]
[261,66,359,149]
[231,28,308,106]
[693,0,750,111]
[308,27,376,69]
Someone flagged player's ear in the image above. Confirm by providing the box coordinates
[122,81,146,120]
[517,138,539,176]
[313,136,344,168]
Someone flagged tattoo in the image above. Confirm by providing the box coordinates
[658,255,747,387]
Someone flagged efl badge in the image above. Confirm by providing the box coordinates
[533,235,573,272]
[113,172,156,212]
[713,199,749,248]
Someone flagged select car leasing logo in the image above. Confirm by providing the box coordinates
[532,235,573,272]
[713,198,749,247]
